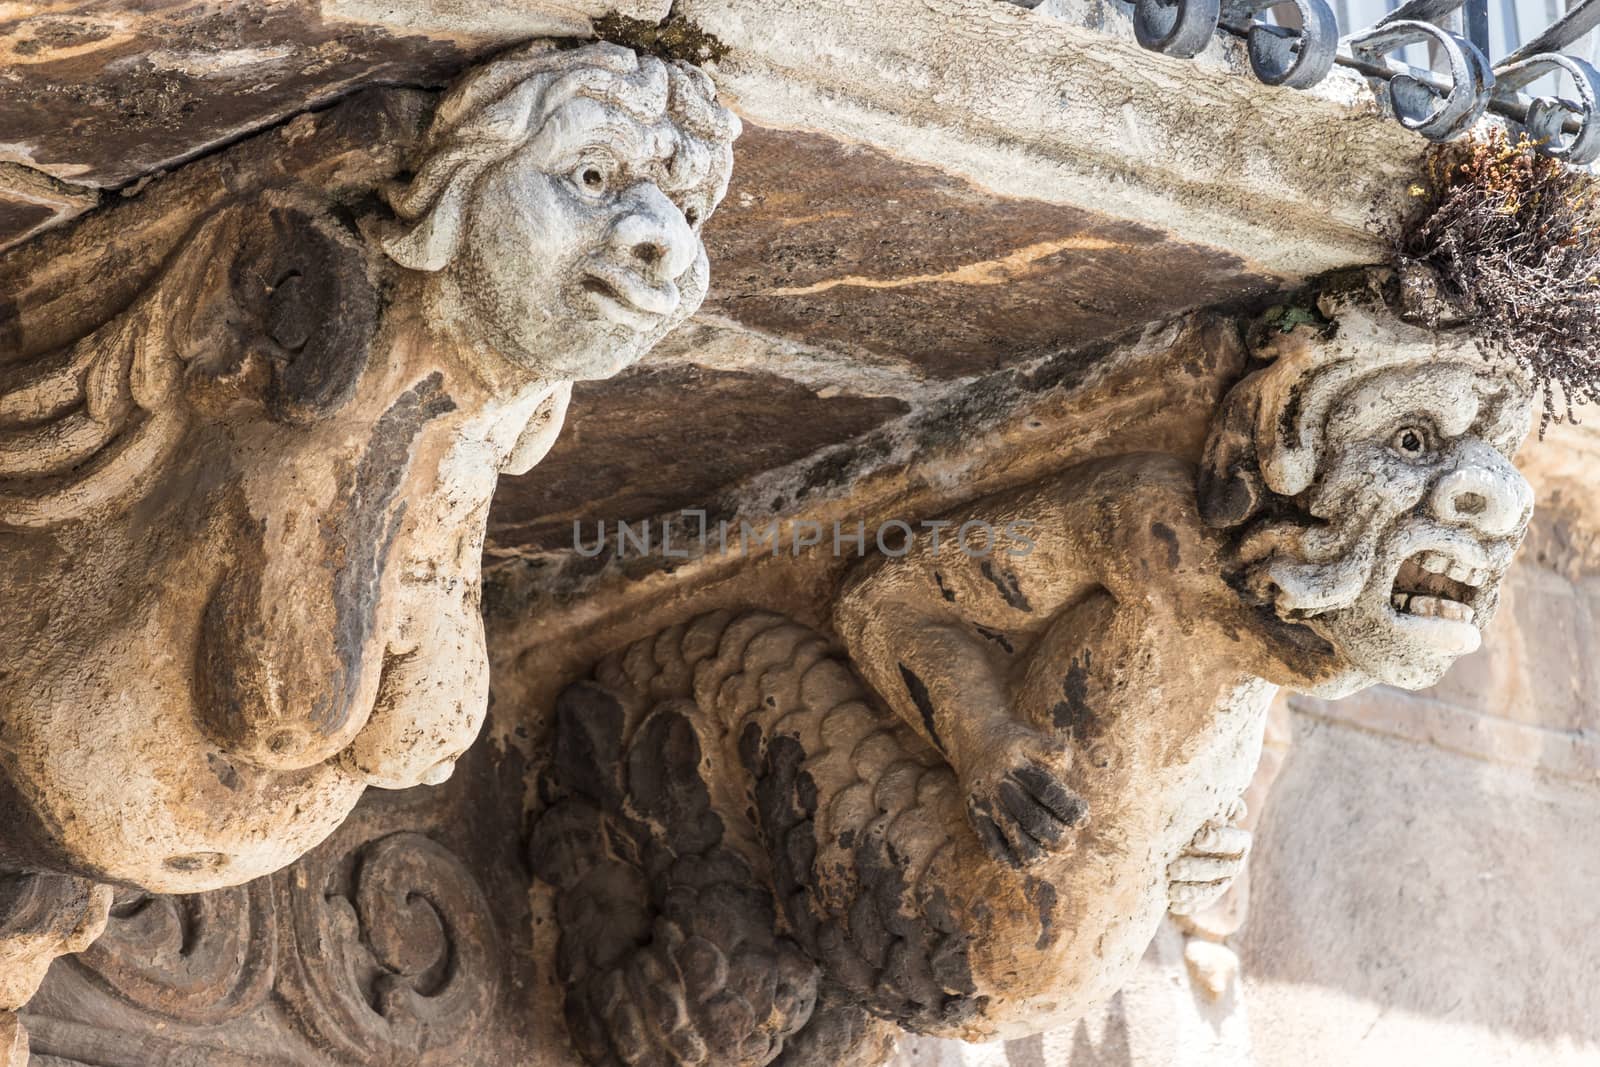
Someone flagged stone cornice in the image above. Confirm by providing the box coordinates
[681,0,1426,277]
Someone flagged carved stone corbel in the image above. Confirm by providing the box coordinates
[528,271,1538,1065]
[0,39,738,1013]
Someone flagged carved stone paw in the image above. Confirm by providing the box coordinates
[963,728,1087,869]
[1167,802,1251,916]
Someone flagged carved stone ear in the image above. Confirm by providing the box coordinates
[379,171,473,272]
[230,201,379,425]
[1197,371,1267,529]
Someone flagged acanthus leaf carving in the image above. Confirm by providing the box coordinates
[30,825,505,1066]
[0,873,111,1011]
[0,871,112,1065]
[0,190,379,532]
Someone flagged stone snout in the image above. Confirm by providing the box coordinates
[581,182,702,332]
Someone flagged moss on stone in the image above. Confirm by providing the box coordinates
[594,12,730,65]
[1391,129,1600,431]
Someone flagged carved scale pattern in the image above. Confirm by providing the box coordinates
[529,609,968,1067]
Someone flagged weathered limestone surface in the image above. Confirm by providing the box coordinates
[16,265,1586,1067]
[678,0,1424,278]
[884,433,1600,1067]
[0,40,738,1043]
[22,711,538,1066]
[892,921,1253,1066]
[4,0,1447,591]
[519,274,1540,1065]
[482,113,1288,556]
[19,260,1561,1066]
[5,3,1594,1065]
[0,1,680,249]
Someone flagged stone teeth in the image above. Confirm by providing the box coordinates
[1446,561,1474,584]
[1468,567,1488,586]
[1399,595,1476,624]
[1408,595,1443,617]
[1419,551,1451,574]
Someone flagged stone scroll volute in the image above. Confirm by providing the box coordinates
[0,40,739,1026]
[528,274,1539,1066]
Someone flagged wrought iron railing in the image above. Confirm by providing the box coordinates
[1096,0,1600,161]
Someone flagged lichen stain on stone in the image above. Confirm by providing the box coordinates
[593,12,730,65]
[1052,650,1095,736]
[898,662,947,755]
[979,559,1033,613]
[973,623,1014,653]
[1150,521,1180,568]
[1023,875,1060,950]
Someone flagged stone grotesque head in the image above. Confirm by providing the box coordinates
[0,44,738,896]
[383,41,740,383]
[1199,273,1535,692]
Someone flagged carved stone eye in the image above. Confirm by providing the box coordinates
[1392,426,1429,457]
[572,164,609,197]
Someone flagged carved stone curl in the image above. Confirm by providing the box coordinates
[276,832,501,1063]
[26,825,500,1064]
[68,880,276,1025]
[530,274,1537,1065]
[0,41,738,914]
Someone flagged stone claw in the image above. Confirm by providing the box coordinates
[1167,810,1251,915]
[963,732,1087,869]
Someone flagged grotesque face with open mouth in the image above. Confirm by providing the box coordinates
[1291,357,1532,688]
[1201,289,1536,693]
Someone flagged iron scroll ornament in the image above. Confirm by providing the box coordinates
[1114,0,1600,163]
[1133,0,1339,85]
[1495,52,1600,162]
[1346,20,1495,141]
[1134,0,1221,58]
[1233,0,1340,89]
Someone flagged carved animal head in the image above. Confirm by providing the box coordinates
[383,41,741,382]
[1199,274,1535,692]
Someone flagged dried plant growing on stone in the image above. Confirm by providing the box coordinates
[1392,128,1600,432]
